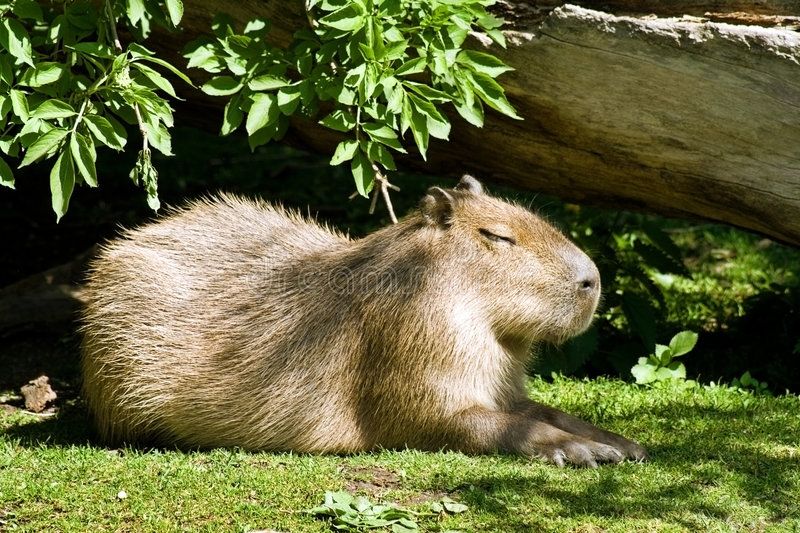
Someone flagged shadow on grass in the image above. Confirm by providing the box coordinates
[2,402,96,448]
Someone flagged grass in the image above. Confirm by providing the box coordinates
[663,226,799,331]
[2,128,799,531]
[2,377,799,532]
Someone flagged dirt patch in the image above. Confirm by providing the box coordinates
[340,465,402,496]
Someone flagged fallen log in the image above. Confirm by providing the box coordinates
[140,1,800,246]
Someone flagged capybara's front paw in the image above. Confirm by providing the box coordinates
[595,431,649,462]
[532,437,627,468]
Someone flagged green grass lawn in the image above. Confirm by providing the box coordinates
[2,377,798,532]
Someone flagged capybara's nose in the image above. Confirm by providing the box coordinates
[575,261,601,296]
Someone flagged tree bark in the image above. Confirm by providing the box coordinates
[136,1,800,245]
[140,1,800,246]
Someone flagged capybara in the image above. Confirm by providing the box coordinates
[80,175,646,467]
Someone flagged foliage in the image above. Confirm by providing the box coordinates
[0,0,191,219]
[630,330,698,385]
[730,371,771,396]
[307,490,467,532]
[186,0,518,216]
[1,0,517,221]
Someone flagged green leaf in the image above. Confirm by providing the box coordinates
[244,18,270,35]
[9,89,29,120]
[126,0,146,25]
[655,362,686,381]
[631,359,657,385]
[407,94,450,140]
[165,0,183,26]
[19,128,69,167]
[246,93,279,136]
[69,42,116,59]
[248,74,289,91]
[392,522,418,533]
[669,331,698,357]
[84,115,127,150]
[330,139,358,165]
[468,71,522,120]
[395,57,426,76]
[184,42,225,72]
[69,132,97,187]
[31,99,76,120]
[409,111,429,160]
[382,39,408,61]
[654,344,671,366]
[220,96,243,136]
[247,115,287,150]
[0,18,34,66]
[319,109,356,132]
[441,499,468,514]
[129,47,194,86]
[19,62,67,87]
[351,149,373,197]
[363,122,405,152]
[486,28,506,48]
[0,156,14,189]
[456,50,514,77]
[383,78,404,114]
[366,141,396,170]
[13,0,44,21]
[319,4,366,32]
[0,54,13,86]
[145,120,173,156]
[49,148,75,222]
[202,76,242,96]
[455,100,484,127]
[132,63,178,99]
[668,361,687,378]
[403,81,451,103]
[277,86,301,115]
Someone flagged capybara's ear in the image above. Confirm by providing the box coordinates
[455,175,483,195]
[420,186,454,226]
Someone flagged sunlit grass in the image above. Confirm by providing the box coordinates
[2,377,798,532]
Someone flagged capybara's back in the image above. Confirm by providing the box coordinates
[81,195,363,450]
[81,177,647,466]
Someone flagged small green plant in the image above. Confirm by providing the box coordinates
[631,330,698,385]
[308,490,467,532]
[730,371,771,396]
[187,0,518,221]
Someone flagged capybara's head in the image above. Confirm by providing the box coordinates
[419,175,601,344]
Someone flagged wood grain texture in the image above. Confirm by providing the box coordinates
[145,2,800,245]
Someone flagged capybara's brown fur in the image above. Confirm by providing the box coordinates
[80,176,646,467]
